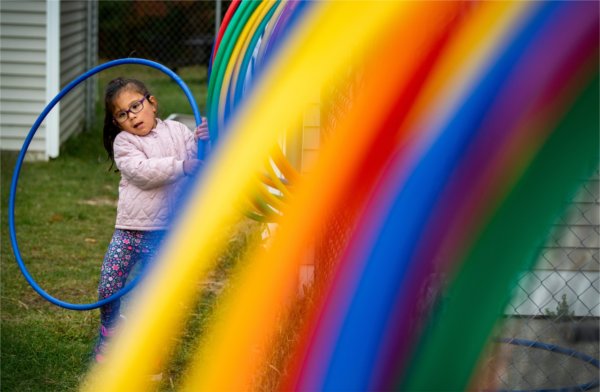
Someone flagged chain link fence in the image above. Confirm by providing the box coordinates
[482,170,599,391]
[98,1,230,70]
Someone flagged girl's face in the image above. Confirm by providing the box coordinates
[112,90,157,136]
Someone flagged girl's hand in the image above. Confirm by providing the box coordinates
[183,159,202,176]
[194,117,210,142]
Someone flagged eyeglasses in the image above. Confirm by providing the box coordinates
[114,95,149,123]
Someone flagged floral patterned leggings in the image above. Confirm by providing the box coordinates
[95,229,165,356]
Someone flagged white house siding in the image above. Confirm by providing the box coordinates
[508,169,600,317]
[59,0,96,146]
[0,0,97,160]
[0,0,48,157]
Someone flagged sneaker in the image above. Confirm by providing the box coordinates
[93,325,116,363]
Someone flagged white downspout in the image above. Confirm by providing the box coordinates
[45,0,60,159]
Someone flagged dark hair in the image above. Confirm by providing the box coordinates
[102,77,152,169]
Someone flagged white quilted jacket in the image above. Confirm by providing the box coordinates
[113,119,197,230]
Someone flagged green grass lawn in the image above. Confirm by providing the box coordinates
[1,64,262,391]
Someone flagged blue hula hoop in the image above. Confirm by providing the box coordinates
[496,337,599,392]
[9,58,204,310]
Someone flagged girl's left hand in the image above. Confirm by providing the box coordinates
[194,117,210,142]
[183,159,202,176]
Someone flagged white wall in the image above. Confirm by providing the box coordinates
[507,170,600,317]
[0,0,97,160]
[59,0,96,147]
[0,0,49,158]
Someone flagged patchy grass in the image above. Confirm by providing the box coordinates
[1,64,263,391]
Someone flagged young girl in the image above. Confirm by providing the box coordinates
[94,77,209,363]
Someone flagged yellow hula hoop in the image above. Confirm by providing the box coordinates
[229,0,279,110]
[218,0,271,129]
[262,154,293,199]
[252,172,286,212]
[256,0,288,66]
[271,142,301,183]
